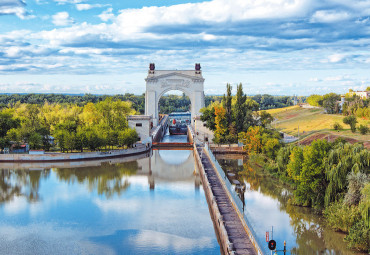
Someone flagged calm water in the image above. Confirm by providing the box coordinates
[215,154,362,255]
[0,136,220,254]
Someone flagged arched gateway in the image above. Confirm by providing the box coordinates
[145,63,205,126]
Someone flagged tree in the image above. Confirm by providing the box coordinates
[307,94,323,107]
[286,146,304,182]
[213,106,227,144]
[259,111,274,128]
[234,83,246,133]
[295,139,331,209]
[343,115,357,133]
[0,110,20,137]
[358,124,369,135]
[28,132,43,150]
[324,143,370,207]
[323,93,340,114]
[225,84,233,128]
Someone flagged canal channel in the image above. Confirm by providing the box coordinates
[0,132,221,255]
[0,130,362,254]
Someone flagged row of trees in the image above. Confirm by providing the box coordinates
[200,84,274,144]
[242,127,369,251]
[0,98,139,152]
[307,90,370,118]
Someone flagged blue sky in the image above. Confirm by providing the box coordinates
[0,0,369,95]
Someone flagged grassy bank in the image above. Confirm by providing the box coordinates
[266,105,370,143]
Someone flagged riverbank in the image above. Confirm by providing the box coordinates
[0,144,150,162]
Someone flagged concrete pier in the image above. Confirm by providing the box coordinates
[194,145,259,255]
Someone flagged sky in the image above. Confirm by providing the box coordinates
[0,0,369,96]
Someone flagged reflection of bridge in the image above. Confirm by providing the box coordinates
[136,150,200,190]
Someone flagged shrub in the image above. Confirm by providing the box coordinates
[333,122,343,130]
[343,115,357,133]
[344,220,370,252]
[324,201,361,233]
[358,124,369,135]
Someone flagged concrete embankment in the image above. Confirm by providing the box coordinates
[0,145,150,162]
[194,144,260,255]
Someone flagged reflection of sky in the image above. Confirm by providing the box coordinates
[0,150,220,255]
[158,149,191,165]
[243,187,296,254]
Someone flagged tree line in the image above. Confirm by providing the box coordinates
[0,98,139,152]
[241,127,369,252]
[0,93,299,117]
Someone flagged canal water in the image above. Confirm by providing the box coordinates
[0,134,221,254]
[215,154,363,255]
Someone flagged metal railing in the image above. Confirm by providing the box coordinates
[204,143,269,255]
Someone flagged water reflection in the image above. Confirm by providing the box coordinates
[0,149,220,255]
[215,154,363,255]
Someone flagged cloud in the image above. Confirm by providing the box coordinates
[310,10,351,23]
[53,0,84,4]
[0,0,27,19]
[76,4,109,11]
[52,12,74,26]
[98,8,114,22]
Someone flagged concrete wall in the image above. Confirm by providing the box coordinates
[194,118,214,142]
[0,145,150,162]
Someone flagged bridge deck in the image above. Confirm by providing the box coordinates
[196,146,257,255]
[152,142,193,148]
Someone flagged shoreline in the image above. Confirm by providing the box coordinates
[0,145,150,163]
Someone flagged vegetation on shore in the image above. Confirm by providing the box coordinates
[0,97,139,152]
[241,127,369,252]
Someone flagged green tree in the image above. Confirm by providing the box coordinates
[225,84,233,128]
[28,132,43,150]
[358,124,369,135]
[322,93,340,114]
[0,109,20,137]
[307,94,323,107]
[324,143,370,207]
[234,83,246,133]
[343,115,357,133]
[259,111,274,128]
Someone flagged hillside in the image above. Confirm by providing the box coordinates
[266,105,370,147]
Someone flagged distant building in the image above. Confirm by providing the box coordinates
[348,90,369,99]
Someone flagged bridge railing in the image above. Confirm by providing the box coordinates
[204,143,268,255]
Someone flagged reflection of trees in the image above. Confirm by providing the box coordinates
[55,161,138,198]
[217,157,358,255]
[0,169,50,203]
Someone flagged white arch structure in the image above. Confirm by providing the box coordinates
[145,65,205,126]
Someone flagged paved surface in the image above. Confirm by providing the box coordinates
[197,147,257,255]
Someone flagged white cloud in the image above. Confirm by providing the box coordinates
[53,0,84,4]
[310,10,351,23]
[328,53,346,63]
[52,12,74,26]
[76,3,109,11]
[98,8,114,22]
[0,0,27,19]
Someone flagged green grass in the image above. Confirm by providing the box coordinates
[266,106,370,142]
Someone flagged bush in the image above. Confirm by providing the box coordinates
[333,122,343,131]
[324,201,361,233]
[344,220,370,252]
[343,115,357,133]
[358,124,369,135]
